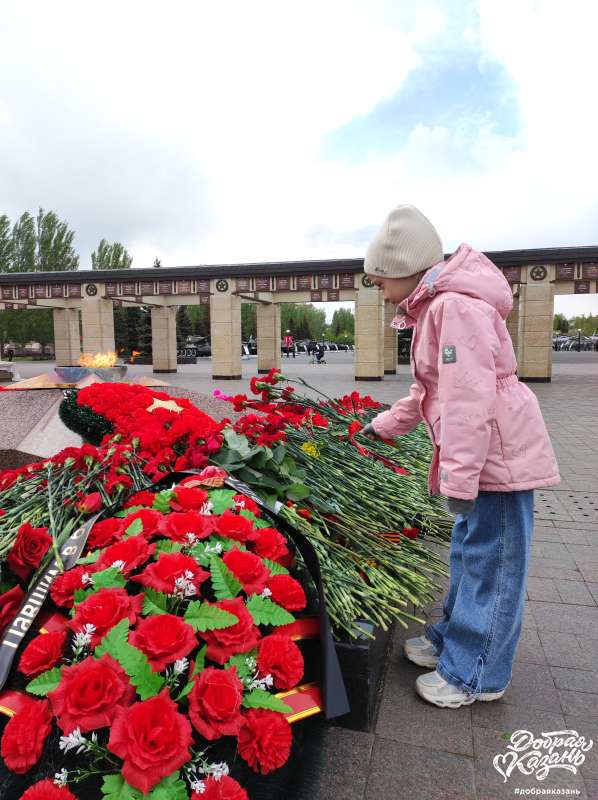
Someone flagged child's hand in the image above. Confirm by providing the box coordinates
[443,496,475,515]
[361,423,379,437]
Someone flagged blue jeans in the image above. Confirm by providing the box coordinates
[424,489,534,698]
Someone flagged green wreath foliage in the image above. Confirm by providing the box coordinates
[58,389,114,445]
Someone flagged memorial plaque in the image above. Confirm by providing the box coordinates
[139,281,155,295]
[34,285,47,299]
[255,277,270,291]
[574,280,590,294]
[1,287,13,300]
[327,289,340,301]
[502,266,521,284]
[177,279,193,295]
[296,275,312,290]
[200,293,210,305]
[339,273,355,289]
[3,303,13,309]
[67,284,81,298]
[582,263,598,280]
[158,280,173,294]
[276,276,290,291]
[318,274,333,289]
[105,283,118,297]
[18,286,29,299]
[556,264,576,281]
[122,281,136,296]
[196,278,210,292]
[310,290,322,302]
[50,284,64,298]
[236,277,251,292]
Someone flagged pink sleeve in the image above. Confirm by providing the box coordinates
[370,381,423,439]
[434,297,499,500]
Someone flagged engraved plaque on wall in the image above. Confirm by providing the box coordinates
[310,290,322,302]
[122,281,136,296]
[582,263,598,280]
[502,266,521,284]
[318,274,333,289]
[327,289,340,301]
[236,277,251,292]
[555,264,576,281]
[276,276,290,291]
[139,281,155,295]
[177,279,193,295]
[200,293,210,305]
[34,284,48,299]
[18,286,30,299]
[158,280,173,294]
[105,282,118,297]
[255,277,270,291]
[574,280,590,294]
[67,284,81,298]
[196,278,210,292]
[339,273,355,289]
[50,284,64,298]
[296,275,312,291]
[1,287,14,300]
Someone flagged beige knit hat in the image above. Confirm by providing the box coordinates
[364,204,443,279]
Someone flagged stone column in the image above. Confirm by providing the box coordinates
[81,289,115,354]
[256,301,281,374]
[210,283,242,379]
[354,284,384,381]
[151,306,178,373]
[53,308,80,366]
[516,265,555,382]
[383,300,397,374]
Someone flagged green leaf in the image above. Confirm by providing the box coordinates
[272,444,287,464]
[245,595,294,626]
[25,666,62,696]
[147,771,188,800]
[210,555,242,600]
[207,488,237,514]
[123,517,143,538]
[153,489,174,514]
[263,558,289,576]
[184,600,238,631]
[224,650,256,680]
[248,449,272,469]
[95,619,165,700]
[252,516,274,530]
[223,428,253,459]
[101,774,143,800]
[76,549,101,566]
[92,566,127,590]
[286,482,310,501]
[115,505,145,518]
[73,587,94,606]
[242,688,292,714]
[501,731,514,741]
[154,539,183,557]
[142,588,169,616]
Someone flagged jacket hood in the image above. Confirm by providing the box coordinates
[392,243,514,328]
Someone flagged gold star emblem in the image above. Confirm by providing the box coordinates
[147,398,184,414]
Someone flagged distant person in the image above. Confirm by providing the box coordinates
[283,330,295,358]
[315,342,326,364]
[6,347,14,362]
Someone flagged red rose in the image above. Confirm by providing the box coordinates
[188,666,243,740]
[69,588,143,647]
[108,689,192,793]
[237,708,292,774]
[171,485,209,511]
[200,598,261,664]
[160,510,214,543]
[186,447,209,469]
[223,549,270,595]
[130,614,197,672]
[87,517,125,550]
[96,534,154,575]
[233,494,261,517]
[216,509,254,543]
[124,490,156,507]
[78,491,102,513]
[50,566,89,608]
[265,574,306,612]
[0,584,25,634]
[402,527,420,539]
[193,776,249,800]
[124,508,164,538]
[132,552,210,596]
[249,527,292,566]
[20,780,77,800]
[19,630,67,678]
[49,653,135,734]
[257,635,304,690]
[7,522,52,581]
[0,696,52,773]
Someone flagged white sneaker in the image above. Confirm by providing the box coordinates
[404,635,440,668]
[415,669,506,708]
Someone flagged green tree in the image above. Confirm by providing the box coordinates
[137,309,153,357]
[92,239,132,269]
[241,304,257,340]
[553,313,569,334]
[0,215,13,271]
[10,212,36,272]
[35,208,79,271]
[187,304,210,337]
[176,307,192,346]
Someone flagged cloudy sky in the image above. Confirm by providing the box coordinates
[1,0,597,320]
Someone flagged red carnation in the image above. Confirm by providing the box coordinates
[50,566,90,609]
[402,527,420,539]
[19,630,67,678]
[223,549,270,595]
[49,654,135,734]
[7,522,52,581]
[0,584,25,634]
[233,494,261,517]
[124,507,164,539]
[124,490,156,507]
[96,534,154,575]
[171,485,209,511]
[200,598,261,664]
[237,708,292,774]
[132,552,210,595]
[69,587,143,647]
[216,509,255,543]
[20,780,77,800]
[160,510,214,543]
[194,776,249,800]
[188,666,243,740]
[0,696,52,774]
[130,614,197,672]
[257,635,304,690]
[78,491,102,513]
[249,527,292,566]
[265,574,306,612]
[108,689,192,794]
[87,517,125,550]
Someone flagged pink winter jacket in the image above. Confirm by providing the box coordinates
[371,243,561,501]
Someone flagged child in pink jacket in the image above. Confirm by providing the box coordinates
[363,205,560,709]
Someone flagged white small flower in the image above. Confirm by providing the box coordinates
[249,673,274,690]
[201,501,214,515]
[174,658,189,675]
[59,728,87,754]
[190,780,206,794]
[185,533,198,546]
[205,542,223,555]
[81,572,93,586]
[72,623,96,651]
[260,587,272,598]
[173,573,197,599]
[206,762,229,781]
[111,560,126,572]
[53,769,68,787]
[245,656,257,672]
[184,570,194,580]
